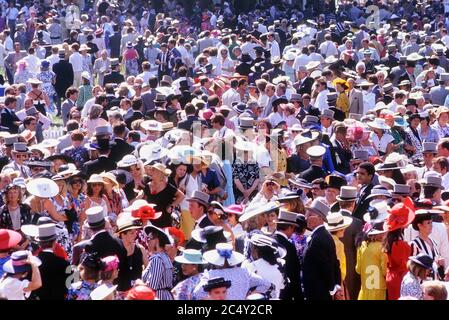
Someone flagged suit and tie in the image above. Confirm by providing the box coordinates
[141,88,157,115]
[0,107,20,133]
[82,155,117,177]
[156,51,169,80]
[294,77,314,95]
[330,137,353,174]
[302,225,341,300]
[348,88,364,115]
[352,183,375,221]
[274,231,303,301]
[125,111,146,129]
[35,250,70,300]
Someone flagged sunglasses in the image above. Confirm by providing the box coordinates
[15,154,28,159]
[71,179,83,184]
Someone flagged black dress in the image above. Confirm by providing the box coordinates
[117,244,144,291]
[144,182,178,228]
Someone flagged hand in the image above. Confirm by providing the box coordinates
[437,257,445,267]
[333,289,344,300]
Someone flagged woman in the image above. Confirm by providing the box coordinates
[242,234,285,299]
[51,175,76,248]
[168,163,197,239]
[123,42,139,77]
[383,203,414,300]
[144,163,184,228]
[116,217,148,292]
[254,120,272,145]
[26,178,71,257]
[119,155,146,200]
[404,113,423,163]
[27,78,50,116]
[82,104,109,138]
[76,72,93,110]
[335,79,350,118]
[171,249,206,300]
[400,253,433,300]
[354,128,378,156]
[14,60,33,92]
[368,118,394,158]
[356,220,388,300]
[419,112,439,143]
[36,60,56,114]
[232,141,260,204]
[66,253,104,300]
[194,243,272,300]
[409,210,445,280]
[142,224,175,300]
[67,173,86,243]
[84,174,112,227]
[0,184,33,231]
[431,106,449,139]
[101,172,123,226]
[99,255,119,287]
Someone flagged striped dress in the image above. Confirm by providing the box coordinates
[142,252,174,300]
[410,236,442,280]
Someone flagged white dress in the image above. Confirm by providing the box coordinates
[242,258,285,299]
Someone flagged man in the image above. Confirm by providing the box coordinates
[125,98,146,129]
[434,157,449,189]
[293,66,314,95]
[34,223,70,300]
[140,76,158,116]
[108,23,122,59]
[103,59,125,85]
[352,162,376,221]
[53,50,74,117]
[299,145,328,183]
[4,42,25,84]
[430,73,449,106]
[398,60,417,88]
[303,198,341,300]
[61,87,78,126]
[1,142,31,178]
[335,186,363,300]
[110,122,135,163]
[187,191,213,229]
[415,142,437,179]
[222,79,241,107]
[93,50,110,87]
[177,103,200,131]
[320,109,335,136]
[1,95,20,133]
[274,210,303,301]
[347,78,364,116]
[331,124,353,174]
[82,139,117,177]
[68,43,83,88]
[437,139,449,158]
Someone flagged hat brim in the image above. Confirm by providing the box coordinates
[365,192,392,200]
[239,202,283,222]
[408,256,433,269]
[3,255,41,274]
[26,178,59,198]
[144,224,173,245]
[324,216,353,232]
[288,179,312,189]
[186,197,209,207]
[336,196,357,202]
[0,230,22,250]
[174,255,207,265]
[203,249,246,267]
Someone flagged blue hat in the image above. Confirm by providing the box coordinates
[41,60,50,69]
[3,250,41,274]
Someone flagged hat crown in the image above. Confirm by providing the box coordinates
[278,209,299,224]
[37,223,57,239]
[189,190,209,205]
[308,198,330,218]
[86,206,105,224]
[339,186,357,199]
[326,212,345,226]
[393,184,410,194]
[181,249,203,263]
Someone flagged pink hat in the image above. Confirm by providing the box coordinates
[201,109,214,121]
[101,255,119,272]
[224,204,244,215]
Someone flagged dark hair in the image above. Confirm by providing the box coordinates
[311,178,327,189]
[87,182,105,197]
[128,130,140,143]
[23,116,36,127]
[383,229,403,254]
[113,122,127,136]
[208,95,219,107]
[184,103,196,115]
[254,245,278,265]
[131,98,143,111]
[423,186,439,199]
[412,212,432,231]
[211,113,225,126]
[65,87,78,99]
[358,162,375,177]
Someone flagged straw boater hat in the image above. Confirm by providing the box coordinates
[116,216,142,234]
[203,243,245,267]
[336,186,357,202]
[249,233,287,258]
[324,211,353,232]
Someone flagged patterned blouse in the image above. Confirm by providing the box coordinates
[404,127,423,162]
[431,123,449,140]
[66,281,98,300]
[232,159,260,204]
[290,232,308,263]
[0,204,34,231]
[67,192,86,240]
[419,126,439,143]
[142,252,174,300]
[400,271,423,300]
[171,274,201,300]
[62,146,89,169]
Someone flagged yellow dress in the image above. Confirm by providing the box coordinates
[356,241,387,300]
[336,92,350,117]
[332,234,347,282]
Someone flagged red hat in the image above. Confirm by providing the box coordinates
[224,204,244,215]
[0,229,21,250]
[165,227,185,245]
[384,202,415,232]
[131,205,162,221]
[95,28,103,36]
[126,285,156,300]
[200,109,214,121]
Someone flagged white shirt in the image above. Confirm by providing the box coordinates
[362,91,376,115]
[241,42,257,60]
[220,57,235,77]
[309,52,325,66]
[270,40,280,59]
[293,54,311,71]
[370,132,394,153]
[69,52,83,72]
[222,88,241,107]
[4,36,13,53]
[314,89,330,112]
[319,40,339,57]
[268,111,286,127]
[443,172,449,190]
[23,54,41,76]
[137,71,152,84]
[242,258,285,299]
[81,96,96,118]
[442,35,449,47]
[47,54,59,69]
[5,7,19,20]
[0,277,30,300]
[254,145,271,168]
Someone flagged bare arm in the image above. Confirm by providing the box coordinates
[23,256,42,292]
[43,199,67,222]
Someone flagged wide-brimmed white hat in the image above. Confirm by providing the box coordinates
[203,243,246,267]
[324,211,353,232]
[86,174,105,184]
[26,178,59,198]
[117,155,139,168]
[249,233,286,258]
[239,201,283,222]
[367,118,390,130]
[174,249,207,265]
[90,284,117,300]
[363,201,389,223]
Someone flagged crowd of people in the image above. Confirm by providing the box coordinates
[3,0,449,301]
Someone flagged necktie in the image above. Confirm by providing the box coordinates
[20,165,26,178]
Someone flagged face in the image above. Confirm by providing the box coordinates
[418,219,433,236]
[121,229,138,243]
[181,263,198,276]
[175,165,187,178]
[423,288,435,300]
[305,210,322,230]
[209,287,227,300]
[6,187,20,203]
[56,180,65,193]
[423,152,434,165]
[325,187,339,203]
[189,201,204,220]
[91,182,104,193]
[439,112,449,125]
[14,152,28,164]
[356,167,371,185]
[70,178,83,190]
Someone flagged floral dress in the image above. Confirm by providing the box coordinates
[66,281,98,300]
[67,192,86,241]
[400,272,423,300]
[37,70,56,98]
[290,232,307,263]
[431,123,449,139]
[419,126,439,143]
[232,159,260,204]
[123,48,139,77]
[404,127,423,162]
[62,146,89,170]
[14,70,33,92]
[172,274,201,300]
[50,197,72,259]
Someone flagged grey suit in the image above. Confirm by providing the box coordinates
[61,99,75,125]
[430,85,449,106]
[349,89,364,115]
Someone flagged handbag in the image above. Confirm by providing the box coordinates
[64,207,78,234]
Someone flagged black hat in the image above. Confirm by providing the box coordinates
[325,175,347,190]
[80,252,105,271]
[45,154,74,163]
[203,277,231,292]
[409,253,433,270]
[239,53,253,63]
[272,97,288,107]
[406,98,417,106]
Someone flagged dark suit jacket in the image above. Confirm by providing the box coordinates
[103,71,125,85]
[177,115,201,131]
[298,165,327,183]
[110,138,135,163]
[141,89,157,115]
[275,232,303,301]
[330,137,352,174]
[52,60,74,97]
[125,111,146,129]
[352,183,374,221]
[35,251,70,300]
[287,154,310,174]
[340,209,363,300]
[0,108,20,133]
[109,33,122,59]
[71,239,90,266]
[302,225,341,300]
[294,77,314,95]
[82,156,117,177]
